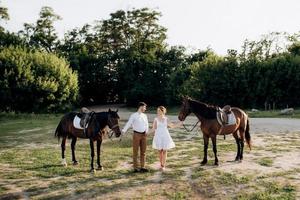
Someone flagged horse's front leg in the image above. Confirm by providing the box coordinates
[211,135,219,166]
[71,137,78,165]
[201,134,209,165]
[96,139,103,170]
[61,137,67,166]
[89,139,95,173]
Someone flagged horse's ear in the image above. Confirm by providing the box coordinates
[179,94,185,101]
[182,95,188,100]
[116,109,118,113]
[108,108,111,112]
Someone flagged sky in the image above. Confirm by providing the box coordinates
[2,0,300,55]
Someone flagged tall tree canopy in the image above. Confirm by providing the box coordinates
[1,5,300,111]
[20,6,62,52]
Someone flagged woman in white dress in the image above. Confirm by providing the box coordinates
[152,106,182,170]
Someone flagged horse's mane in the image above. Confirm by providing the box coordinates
[188,99,218,119]
[94,112,109,129]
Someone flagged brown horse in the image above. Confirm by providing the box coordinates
[178,97,251,166]
[55,109,121,172]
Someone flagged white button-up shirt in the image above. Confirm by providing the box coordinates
[122,112,149,133]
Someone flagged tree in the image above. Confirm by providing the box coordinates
[0,1,9,32]
[0,46,78,112]
[20,6,62,52]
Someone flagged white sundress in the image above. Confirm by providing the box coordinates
[152,117,175,150]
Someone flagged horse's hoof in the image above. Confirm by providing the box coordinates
[73,161,79,165]
[90,169,96,173]
[61,159,67,167]
[214,162,219,166]
[235,158,240,162]
[200,160,207,166]
[97,166,103,171]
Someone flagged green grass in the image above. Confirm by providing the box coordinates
[257,157,274,167]
[237,181,296,200]
[247,109,300,118]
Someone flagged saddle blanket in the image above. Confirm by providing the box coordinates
[227,113,236,125]
[217,112,237,126]
[73,115,88,129]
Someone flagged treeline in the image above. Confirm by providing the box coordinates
[1,5,300,112]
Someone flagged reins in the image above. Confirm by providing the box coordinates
[107,116,121,141]
[182,120,200,132]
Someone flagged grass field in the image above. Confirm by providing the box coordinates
[0,111,299,199]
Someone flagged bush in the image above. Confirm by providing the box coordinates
[0,46,78,112]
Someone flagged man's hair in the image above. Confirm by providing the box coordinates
[138,102,147,108]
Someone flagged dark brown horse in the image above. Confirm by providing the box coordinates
[55,109,121,172]
[178,97,251,166]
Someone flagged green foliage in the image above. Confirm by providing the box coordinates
[0,31,27,48]
[0,46,78,112]
[184,46,300,108]
[20,6,62,52]
[59,8,170,105]
[1,5,300,109]
[0,1,9,32]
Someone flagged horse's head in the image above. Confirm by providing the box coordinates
[107,108,121,137]
[178,96,192,121]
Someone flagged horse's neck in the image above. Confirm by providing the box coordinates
[190,100,206,119]
[193,112,206,122]
[190,100,216,120]
[96,112,108,129]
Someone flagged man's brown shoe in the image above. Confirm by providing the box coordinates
[140,168,149,173]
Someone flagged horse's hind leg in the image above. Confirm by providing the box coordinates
[201,134,209,165]
[211,135,219,166]
[71,137,78,165]
[96,139,103,170]
[89,139,95,173]
[233,131,241,161]
[61,137,67,166]
[239,129,245,161]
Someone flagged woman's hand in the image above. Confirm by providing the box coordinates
[168,121,182,128]
[148,128,155,135]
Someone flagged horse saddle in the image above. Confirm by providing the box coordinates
[73,107,92,130]
[216,105,236,126]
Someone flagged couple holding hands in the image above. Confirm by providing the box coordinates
[122,102,182,172]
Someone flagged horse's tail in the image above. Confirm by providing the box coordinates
[245,119,251,150]
[55,120,63,141]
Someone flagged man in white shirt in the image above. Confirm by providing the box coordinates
[122,102,149,173]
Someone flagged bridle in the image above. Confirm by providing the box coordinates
[181,99,200,132]
[107,114,120,139]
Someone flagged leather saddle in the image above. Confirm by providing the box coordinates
[76,107,93,137]
[217,105,232,126]
[77,107,92,128]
